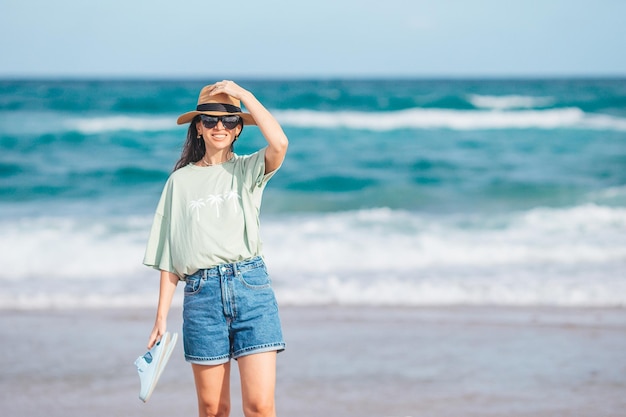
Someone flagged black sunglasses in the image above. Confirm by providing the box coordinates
[199,114,242,130]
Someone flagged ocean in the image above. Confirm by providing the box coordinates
[1,78,625,310]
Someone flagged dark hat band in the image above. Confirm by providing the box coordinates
[196,103,242,113]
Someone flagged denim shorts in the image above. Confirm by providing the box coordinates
[182,256,285,365]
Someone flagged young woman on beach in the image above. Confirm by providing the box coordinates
[143,80,288,417]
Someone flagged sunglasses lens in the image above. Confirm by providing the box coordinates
[221,116,241,129]
[200,115,218,129]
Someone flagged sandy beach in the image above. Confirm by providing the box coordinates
[1,305,625,417]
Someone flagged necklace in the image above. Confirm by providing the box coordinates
[201,153,233,167]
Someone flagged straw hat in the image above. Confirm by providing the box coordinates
[176,85,256,125]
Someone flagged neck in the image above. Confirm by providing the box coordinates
[200,150,233,166]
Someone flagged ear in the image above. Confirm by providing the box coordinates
[195,120,203,132]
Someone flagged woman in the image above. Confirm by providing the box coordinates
[143,80,288,417]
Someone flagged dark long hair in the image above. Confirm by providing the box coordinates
[173,116,243,171]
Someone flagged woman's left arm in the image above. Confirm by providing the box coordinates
[208,80,288,174]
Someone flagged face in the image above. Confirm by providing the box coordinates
[196,115,242,151]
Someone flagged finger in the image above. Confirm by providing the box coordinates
[215,80,234,90]
[212,80,229,89]
[147,330,160,349]
[207,84,223,95]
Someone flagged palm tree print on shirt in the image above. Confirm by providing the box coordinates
[187,191,241,220]
[224,190,241,213]
[206,194,225,218]
[188,198,206,221]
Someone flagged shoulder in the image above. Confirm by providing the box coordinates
[169,163,197,181]
[232,148,266,166]
[157,165,199,195]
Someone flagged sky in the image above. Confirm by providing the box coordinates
[1,0,625,79]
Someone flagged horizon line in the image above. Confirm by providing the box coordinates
[1,73,625,82]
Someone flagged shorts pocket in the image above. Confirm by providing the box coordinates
[184,274,203,295]
[238,266,271,290]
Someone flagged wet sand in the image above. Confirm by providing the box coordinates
[1,306,625,417]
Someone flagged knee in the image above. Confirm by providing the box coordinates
[243,399,275,417]
[198,401,230,417]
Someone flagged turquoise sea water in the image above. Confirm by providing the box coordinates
[1,78,625,308]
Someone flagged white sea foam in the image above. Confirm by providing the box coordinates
[273,107,626,131]
[5,108,626,136]
[268,204,626,307]
[0,204,624,309]
[264,204,626,270]
[0,111,179,136]
[467,94,555,110]
[0,216,150,282]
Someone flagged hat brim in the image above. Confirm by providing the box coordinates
[176,111,256,126]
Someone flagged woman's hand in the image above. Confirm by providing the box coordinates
[206,80,248,100]
[208,80,289,174]
[147,318,167,349]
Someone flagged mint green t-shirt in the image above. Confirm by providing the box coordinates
[143,148,277,278]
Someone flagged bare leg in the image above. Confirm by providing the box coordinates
[191,362,231,417]
[238,351,278,417]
